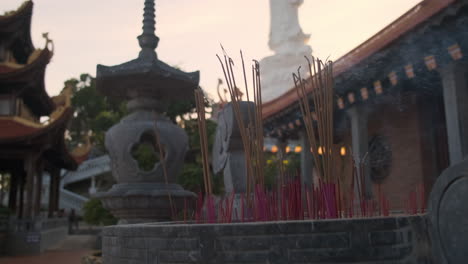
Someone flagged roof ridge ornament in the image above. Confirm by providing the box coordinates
[42,32,54,53]
[137,0,159,60]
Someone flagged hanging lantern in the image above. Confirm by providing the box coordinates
[424,55,437,70]
[295,146,302,153]
[348,92,356,104]
[318,146,324,155]
[340,146,346,156]
[337,98,345,109]
[271,145,278,153]
[388,71,398,86]
[405,64,415,79]
[360,87,369,100]
[374,81,383,95]
[448,44,463,60]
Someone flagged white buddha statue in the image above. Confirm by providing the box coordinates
[260,0,312,102]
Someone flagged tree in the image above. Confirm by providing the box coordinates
[66,74,126,151]
[82,198,117,226]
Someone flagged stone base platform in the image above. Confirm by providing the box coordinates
[96,183,196,224]
[102,215,432,263]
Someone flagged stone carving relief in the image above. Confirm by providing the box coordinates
[368,135,392,183]
[212,102,255,194]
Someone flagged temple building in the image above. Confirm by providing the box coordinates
[262,0,468,210]
[0,1,79,254]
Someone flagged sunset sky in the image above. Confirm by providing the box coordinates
[2,0,421,99]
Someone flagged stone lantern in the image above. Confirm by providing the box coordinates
[95,0,198,224]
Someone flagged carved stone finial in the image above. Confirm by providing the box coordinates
[137,0,159,60]
[42,32,54,52]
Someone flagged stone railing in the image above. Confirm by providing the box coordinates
[5,216,69,255]
[59,188,89,214]
[8,217,68,232]
[62,155,111,186]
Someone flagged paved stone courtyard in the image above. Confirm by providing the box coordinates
[0,235,95,264]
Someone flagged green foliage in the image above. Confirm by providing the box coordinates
[263,152,301,189]
[131,143,159,172]
[67,74,127,151]
[166,100,196,123]
[177,118,224,194]
[82,198,117,226]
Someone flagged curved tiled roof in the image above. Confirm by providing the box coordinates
[0,1,35,64]
[0,107,78,170]
[0,48,55,116]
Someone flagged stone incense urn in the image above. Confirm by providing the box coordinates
[95,0,199,224]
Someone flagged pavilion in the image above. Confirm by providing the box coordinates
[0,1,79,255]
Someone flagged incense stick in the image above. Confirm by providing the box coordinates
[153,113,176,219]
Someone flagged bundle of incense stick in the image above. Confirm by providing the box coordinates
[216,48,265,195]
[194,88,217,223]
[293,57,341,218]
[194,88,212,195]
[293,57,334,183]
[152,113,176,219]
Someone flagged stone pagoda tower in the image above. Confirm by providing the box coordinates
[95,0,199,224]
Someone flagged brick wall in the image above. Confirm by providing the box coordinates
[102,215,432,264]
[368,97,426,210]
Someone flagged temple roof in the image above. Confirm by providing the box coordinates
[0,1,35,64]
[0,48,55,116]
[262,0,456,120]
[0,1,78,170]
[0,107,77,170]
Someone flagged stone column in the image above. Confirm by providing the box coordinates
[54,171,61,213]
[18,170,25,219]
[8,171,18,213]
[33,161,44,217]
[0,173,4,206]
[23,155,37,218]
[440,62,468,165]
[89,176,97,195]
[347,105,372,198]
[48,170,55,218]
[48,167,59,218]
[277,138,288,184]
[299,130,313,187]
